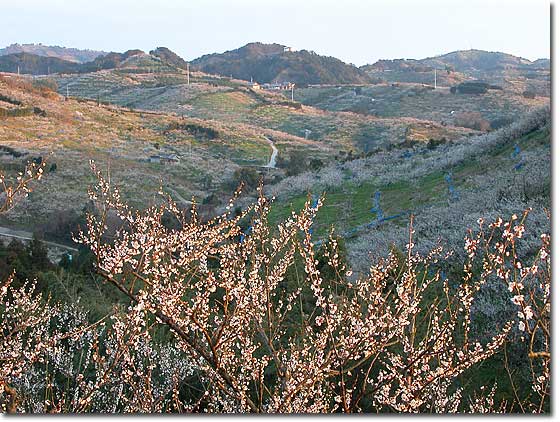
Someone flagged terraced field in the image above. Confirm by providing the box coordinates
[0,73,323,233]
[50,67,479,154]
[264,109,550,271]
[292,83,548,126]
[10,55,548,259]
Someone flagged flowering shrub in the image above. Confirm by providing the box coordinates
[0,160,45,214]
[0,162,551,413]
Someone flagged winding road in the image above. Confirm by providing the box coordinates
[264,136,278,168]
[0,226,78,252]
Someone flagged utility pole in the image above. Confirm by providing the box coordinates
[187,62,190,85]
[291,83,294,101]
[17,65,20,75]
[434,68,437,89]
[66,84,69,100]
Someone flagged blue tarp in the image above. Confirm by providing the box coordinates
[445,173,459,201]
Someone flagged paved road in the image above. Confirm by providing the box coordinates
[0,226,78,252]
[264,136,278,168]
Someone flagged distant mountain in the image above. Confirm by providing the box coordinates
[191,42,370,85]
[0,48,187,76]
[0,52,80,75]
[418,50,538,72]
[530,58,551,70]
[149,47,189,70]
[362,49,549,74]
[78,49,146,72]
[0,43,106,63]
[0,50,151,75]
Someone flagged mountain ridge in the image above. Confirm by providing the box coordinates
[0,43,550,90]
[361,49,549,73]
[190,42,371,85]
[0,43,106,63]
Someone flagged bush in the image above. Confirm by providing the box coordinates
[309,158,324,170]
[228,167,260,192]
[37,208,84,244]
[490,117,514,130]
[427,137,447,149]
[0,106,34,118]
[0,145,24,158]
[32,78,58,97]
[453,111,491,132]
[277,150,309,176]
[455,81,489,94]
[522,90,536,99]
[33,106,46,117]
[0,94,22,106]
[0,235,54,289]
[167,122,219,140]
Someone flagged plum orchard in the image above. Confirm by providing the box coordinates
[0,159,549,413]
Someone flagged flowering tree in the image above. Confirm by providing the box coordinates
[0,161,551,413]
[72,163,546,412]
[470,212,550,412]
[0,160,45,214]
[0,160,47,411]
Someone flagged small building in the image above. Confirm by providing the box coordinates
[262,82,295,91]
[250,82,261,90]
[149,153,179,164]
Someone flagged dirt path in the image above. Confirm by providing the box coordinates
[264,136,278,168]
[0,226,78,252]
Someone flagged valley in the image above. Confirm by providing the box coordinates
[0,1,552,409]
[0,43,550,272]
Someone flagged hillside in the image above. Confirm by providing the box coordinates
[264,106,550,273]
[51,65,476,154]
[78,49,150,72]
[0,52,81,75]
[150,47,189,70]
[0,45,549,257]
[2,69,549,266]
[191,42,371,85]
[0,49,178,76]
[0,72,327,236]
[0,43,106,63]
[362,50,547,74]
[292,82,548,129]
[361,50,550,96]
[420,49,536,72]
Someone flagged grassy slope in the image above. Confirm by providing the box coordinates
[52,70,477,154]
[0,75,319,231]
[267,125,550,240]
[3,67,548,244]
[293,84,549,125]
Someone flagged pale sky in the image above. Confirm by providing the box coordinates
[1,0,550,66]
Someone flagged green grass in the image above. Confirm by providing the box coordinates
[268,126,550,240]
[268,176,440,239]
[188,91,258,120]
